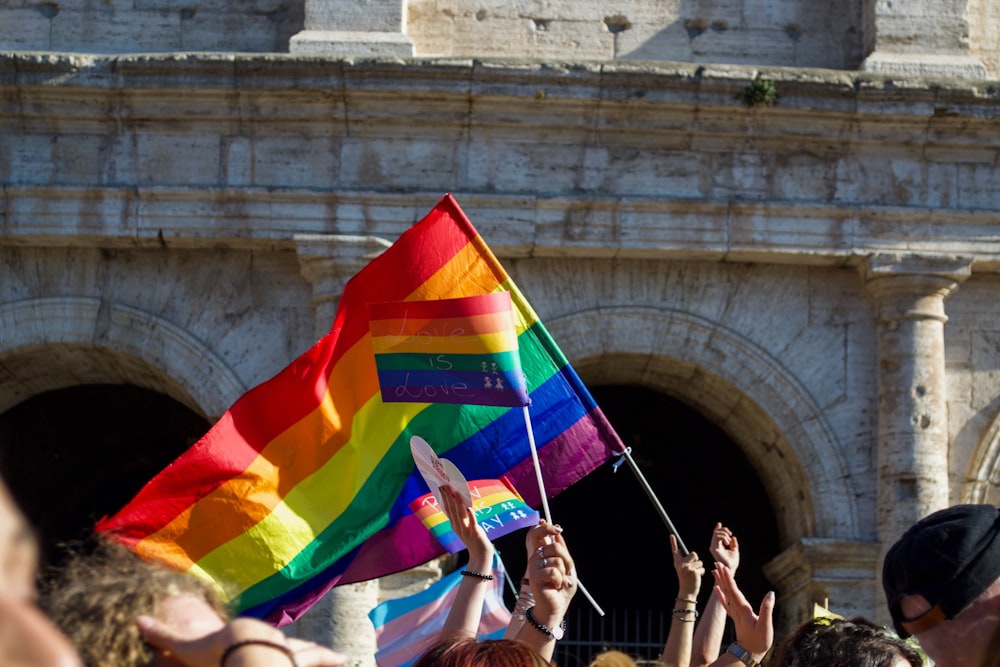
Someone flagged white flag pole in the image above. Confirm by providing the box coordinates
[523,405,552,524]
[521,405,605,617]
[615,447,690,555]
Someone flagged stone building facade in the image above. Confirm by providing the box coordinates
[2,0,1000,663]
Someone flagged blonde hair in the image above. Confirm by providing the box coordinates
[590,650,638,667]
[42,537,228,667]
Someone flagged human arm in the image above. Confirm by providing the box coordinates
[438,484,496,640]
[502,531,536,640]
[691,523,740,667]
[704,563,773,667]
[511,521,577,661]
[660,534,704,667]
[136,614,347,667]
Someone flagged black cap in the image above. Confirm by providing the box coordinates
[883,504,1000,637]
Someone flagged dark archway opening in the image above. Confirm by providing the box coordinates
[0,384,211,570]
[492,384,781,664]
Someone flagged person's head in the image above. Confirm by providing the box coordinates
[770,616,922,667]
[0,476,40,601]
[882,503,1000,667]
[413,638,552,667]
[0,473,82,666]
[589,650,637,667]
[42,537,229,667]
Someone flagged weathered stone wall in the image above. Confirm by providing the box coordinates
[5,0,1000,78]
[0,0,303,53]
[407,0,866,69]
[2,0,1000,657]
[969,0,1000,77]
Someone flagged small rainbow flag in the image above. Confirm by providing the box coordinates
[409,477,540,552]
[97,194,624,625]
[370,292,529,407]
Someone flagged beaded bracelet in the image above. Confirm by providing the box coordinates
[671,608,699,621]
[461,570,494,580]
[524,606,566,640]
[220,639,297,667]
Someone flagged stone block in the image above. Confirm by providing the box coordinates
[289,30,414,56]
[250,135,340,189]
[615,22,694,62]
[304,0,404,32]
[179,13,290,53]
[223,138,253,187]
[0,9,52,50]
[51,11,181,53]
[338,137,465,191]
[135,134,221,186]
[50,135,109,185]
[0,133,55,185]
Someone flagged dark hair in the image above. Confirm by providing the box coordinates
[770,616,923,667]
[414,638,552,667]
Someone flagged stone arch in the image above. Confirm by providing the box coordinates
[546,306,860,546]
[965,405,1000,504]
[0,296,245,419]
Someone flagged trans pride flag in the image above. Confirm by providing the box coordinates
[97,194,624,625]
[369,559,510,667]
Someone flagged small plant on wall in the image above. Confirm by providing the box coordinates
[741,74,778,108]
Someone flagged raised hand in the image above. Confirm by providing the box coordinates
[708,523,740,572]
[712,563,774,659]
[439,484,493,572]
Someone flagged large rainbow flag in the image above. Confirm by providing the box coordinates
[97,194,624,625]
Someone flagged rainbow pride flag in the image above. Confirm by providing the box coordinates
[370,292,529,407]
[97,193,624,625]
[409,477,540,553]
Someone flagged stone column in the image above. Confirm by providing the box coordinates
[860,253,972,551]
[763,539,882,632]
[860,0,987,78]
[289,581,380,667]
[289,0,414,56]
[295,234,393,340]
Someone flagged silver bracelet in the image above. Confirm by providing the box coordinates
[726,642,759,667]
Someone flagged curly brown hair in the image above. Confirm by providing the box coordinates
[770,616,923,667]
[40,537,229,667]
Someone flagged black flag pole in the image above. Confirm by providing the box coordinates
[613,447,690,555]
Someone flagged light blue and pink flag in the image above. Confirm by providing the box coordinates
[409,476,539,553]
[368,560,510,667]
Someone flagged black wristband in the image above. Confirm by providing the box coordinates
[220,639,297,667]
[461,570,494,580]
[524,606,566,640]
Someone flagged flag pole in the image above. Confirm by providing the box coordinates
[521,405,605,617]
[615,447,689,555]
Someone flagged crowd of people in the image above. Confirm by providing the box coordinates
[0,465,997,666]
